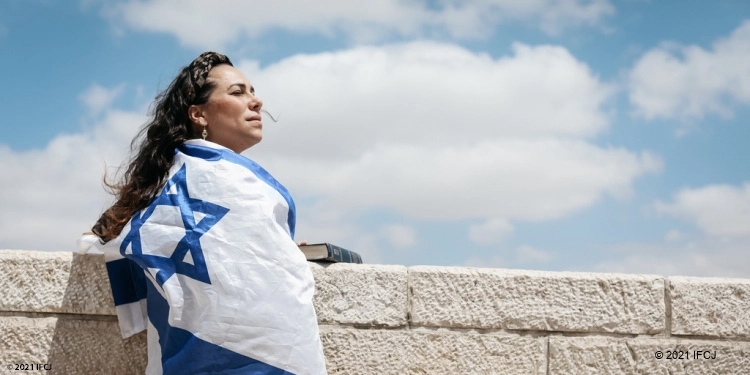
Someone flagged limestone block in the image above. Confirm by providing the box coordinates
[549,336,750,375]
[410,266,665,334]
[669,276,750,339]
[0,250,115,315]
[311,263,408,326]
[0,316,147,375]
[320,327,546,374]
[0,316,56,367]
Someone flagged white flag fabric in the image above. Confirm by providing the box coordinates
[88,139,326,375]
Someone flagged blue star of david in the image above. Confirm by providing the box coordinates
[121,164,229,286]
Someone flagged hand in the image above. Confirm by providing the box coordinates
[296,240,308,246]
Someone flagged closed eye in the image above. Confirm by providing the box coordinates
[228,83,255,96]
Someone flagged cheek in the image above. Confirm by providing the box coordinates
[207,98,244,121]
[216,100,237,113]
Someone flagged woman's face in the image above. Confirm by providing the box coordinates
[189,65,264,153]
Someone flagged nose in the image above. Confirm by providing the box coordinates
[249,94,262,112]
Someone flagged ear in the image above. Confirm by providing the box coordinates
[188,104,207,127]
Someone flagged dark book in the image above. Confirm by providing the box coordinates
[298,243,363,264]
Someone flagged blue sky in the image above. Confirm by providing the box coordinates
[1,0,749,277]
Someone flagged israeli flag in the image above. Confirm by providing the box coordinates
[85,139,326,375]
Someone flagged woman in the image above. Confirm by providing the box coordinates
[86,52,326,375]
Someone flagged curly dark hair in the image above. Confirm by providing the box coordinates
[92,52,233,242]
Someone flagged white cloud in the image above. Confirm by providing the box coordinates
[243,42,614,156]
[469,218,514,245]
[239,41,657,226]
[0,107,143,251]
[462,244,554,270]
[664,229,684,242]
[255,139,661,222]
[380,224,417,249]
[464,255,507,269]
[515,244,554,264]
[79,83,125,117]
[594,237,750,278]
[629,20,750,120]
[595,182,750,277]
[102,0,614,49]
[425,0,615,38]
[655,182,750,238]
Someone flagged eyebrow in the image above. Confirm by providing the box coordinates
[228,83,255,93]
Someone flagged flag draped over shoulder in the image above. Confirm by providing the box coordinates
[87,139,326,375]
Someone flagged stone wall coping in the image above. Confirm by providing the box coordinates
[668,275,750,284]
[409,264,665,280]
[2,249,746,282]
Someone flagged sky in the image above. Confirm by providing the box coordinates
[1,0,749,278]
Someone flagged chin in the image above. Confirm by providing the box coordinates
[244,136,262,150]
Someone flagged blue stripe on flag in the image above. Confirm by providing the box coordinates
[106,258,147,306]
[179,144,297,238]
[146,281,294,375]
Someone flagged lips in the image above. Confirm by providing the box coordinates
[247,115,262,122]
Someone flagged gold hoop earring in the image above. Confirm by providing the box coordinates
[201,125,208,140]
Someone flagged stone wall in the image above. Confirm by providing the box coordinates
[1,250,749,374]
